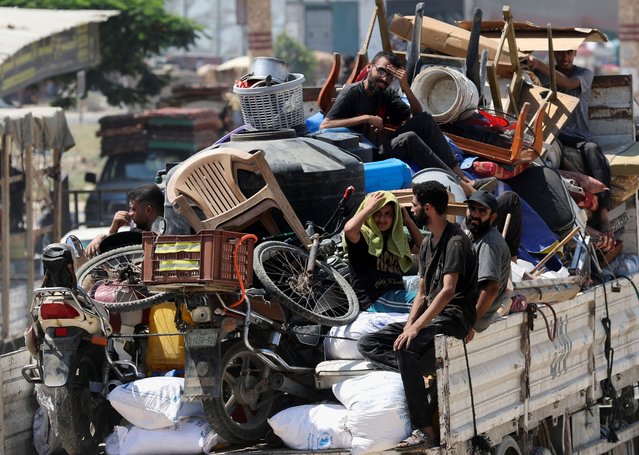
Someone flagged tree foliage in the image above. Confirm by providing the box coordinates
[0,0,201,106]
[273,34,317,82]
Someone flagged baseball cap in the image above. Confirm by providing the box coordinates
[465,190,498,212]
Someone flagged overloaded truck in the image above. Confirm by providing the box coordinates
[2,5,639,455]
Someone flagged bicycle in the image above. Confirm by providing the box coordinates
[75,240,175,311]
[252,185,359,326]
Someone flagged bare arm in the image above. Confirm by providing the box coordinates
[320,114,383,130]
[85,210,130,257]
[526,56,581,90]
[394,272,458,350]
[475,280,500,321]
[401,206,424,254]
[387,65,423,115]
[343,192,386,243]
[405,276,426,330]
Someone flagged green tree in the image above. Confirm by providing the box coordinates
[273,33,317,83]
[0,0,201,107]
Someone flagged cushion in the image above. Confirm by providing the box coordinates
[473,160,528,179]
[558,170,608,194]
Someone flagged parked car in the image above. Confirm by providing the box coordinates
[84,149,190,226]
[60,225,109,248]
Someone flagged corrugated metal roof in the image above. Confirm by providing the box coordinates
[0,7,119,64]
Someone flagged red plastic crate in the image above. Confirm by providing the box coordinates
[142,230,255,288]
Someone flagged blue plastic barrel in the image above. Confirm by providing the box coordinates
[363,158,413,193]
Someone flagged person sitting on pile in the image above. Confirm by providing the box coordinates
[86,183,164,257]
[527,49,614,251]
[320,50,477,197]
[343,190,423,313]
[463,191,512,342]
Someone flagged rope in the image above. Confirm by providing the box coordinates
[525,303,558,342]
[227,234,258,309]
[600,282,622,442]
[462,340,491,453]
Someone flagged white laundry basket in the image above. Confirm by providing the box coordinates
[233,73,305,130]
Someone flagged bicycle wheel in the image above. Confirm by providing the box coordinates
[76,245,173,312]
[253,241,358,326]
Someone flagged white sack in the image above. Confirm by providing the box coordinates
[107,376,203,430]
[268,403,352,451]
[104,417,218,455]
[333,371,411,454]
[324,312,408,360]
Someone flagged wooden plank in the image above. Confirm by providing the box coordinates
[519,84,580,145]
[391,189,467,217]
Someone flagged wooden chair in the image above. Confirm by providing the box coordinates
[166,147,312,247]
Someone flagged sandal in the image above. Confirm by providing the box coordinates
[394,428,437,452]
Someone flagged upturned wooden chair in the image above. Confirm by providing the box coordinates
[166,147,312,247]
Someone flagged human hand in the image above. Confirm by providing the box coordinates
[387,65,408,87]
[365,191,387,211]
[465,329,476,343]
[85,234,106,258]
[393,325,420,351]
[401,206,412,226]
[110,210,131,233]
[367,115,384,130]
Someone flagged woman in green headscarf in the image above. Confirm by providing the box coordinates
[343,190,423,312]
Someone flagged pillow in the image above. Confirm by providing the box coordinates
[558,170,608,194]
[473,161,528,179]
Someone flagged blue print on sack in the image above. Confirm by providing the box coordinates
[398,407,411,435]
[317,432,332,449]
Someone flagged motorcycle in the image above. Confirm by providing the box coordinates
[161,187,360,445]
[22,236,171,454]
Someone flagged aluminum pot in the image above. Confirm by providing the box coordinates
[250,57,290,83]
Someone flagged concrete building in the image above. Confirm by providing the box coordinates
[165,0,619,60]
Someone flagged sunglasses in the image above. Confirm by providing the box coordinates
[374,66,395,81]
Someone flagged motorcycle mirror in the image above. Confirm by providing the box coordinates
[65,235,85,258]
[151,217,167,236]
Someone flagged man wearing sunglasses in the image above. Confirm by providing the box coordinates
[320,51,475,196]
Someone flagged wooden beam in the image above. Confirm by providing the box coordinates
[1,135,10,340]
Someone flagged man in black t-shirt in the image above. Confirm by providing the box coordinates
[358,181,477,450]
[320,51,474,197]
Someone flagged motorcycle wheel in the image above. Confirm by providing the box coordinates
[203,341,276,444]
[54,346,115,455]
[253,241,358,326]
[76,245,174,311]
